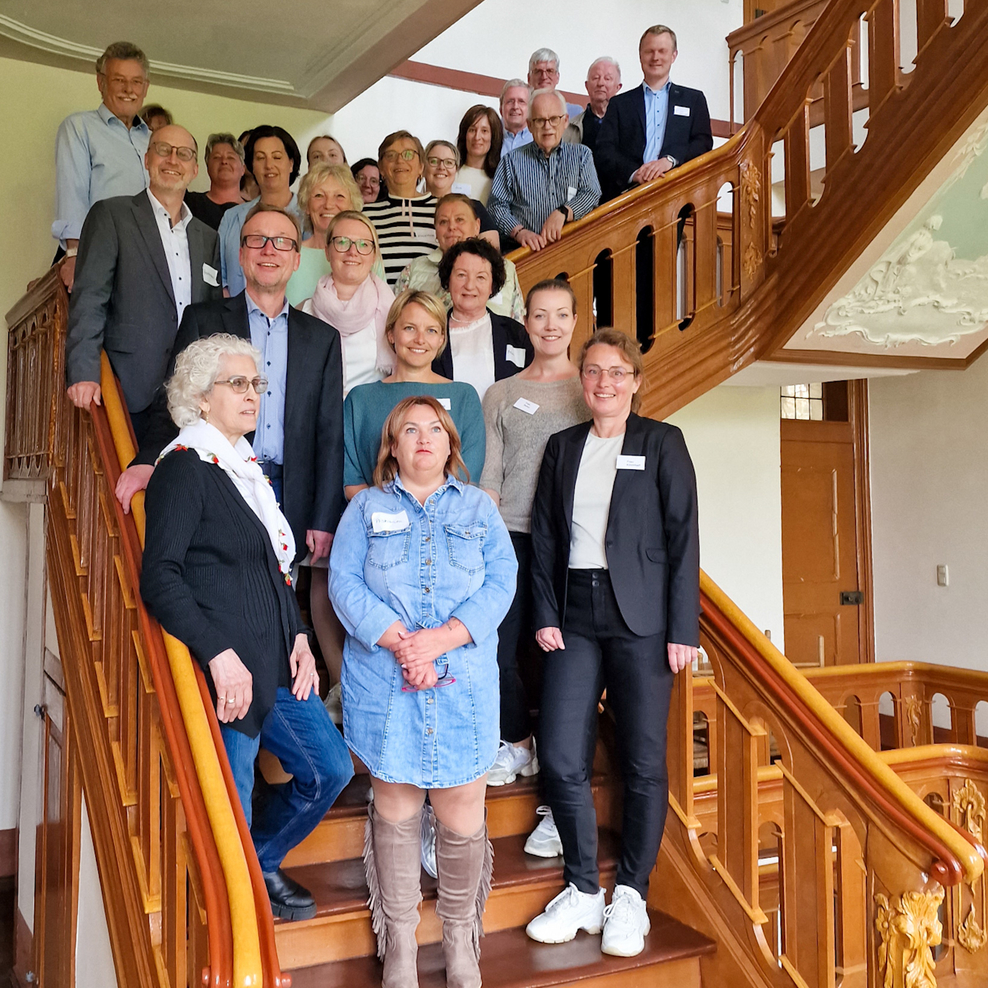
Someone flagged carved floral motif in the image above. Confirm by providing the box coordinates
[903,696,923,746]
[958,901,987,954]
[952,779,986,843]
[739,160,761,228]
[743,242,762,281]
[875,886,944,988]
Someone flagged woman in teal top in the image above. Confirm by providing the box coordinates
[343,290,485,500]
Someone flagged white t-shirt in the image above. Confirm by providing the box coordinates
[450,313,496,401]
[568,431,624,570]
[342,322,382,396]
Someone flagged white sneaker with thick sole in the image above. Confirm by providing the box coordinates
[487,740,539,786]
[524,805,563,857]
[601,884,650,957]
[420,806,438,879]
[525,883,605,943]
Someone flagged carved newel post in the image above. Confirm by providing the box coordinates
[875,887,944,988]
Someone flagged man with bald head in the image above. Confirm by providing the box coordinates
[65,123,222,441]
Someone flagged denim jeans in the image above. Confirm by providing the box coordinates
[220,687,354,872]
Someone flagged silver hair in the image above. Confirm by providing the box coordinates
[587,56,621,81]
[528,88,568,121]
[500,78,531,104]
[205,133,245,164]
[167,335,261,428]
[528,48,560,73]
[96,41,149,77]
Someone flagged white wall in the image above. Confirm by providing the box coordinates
[0,500,27,831]
[669,384,785,649]
[76,795,119,988]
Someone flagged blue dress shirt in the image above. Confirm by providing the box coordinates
[52,103,150,244]
[246,293,290,464]
[643,80,673,166]
[218,193,303,297]
[501,127,534,158]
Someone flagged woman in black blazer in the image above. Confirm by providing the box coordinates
[524,329,700,957]
[140,334,353,923]
[431,237,533,395]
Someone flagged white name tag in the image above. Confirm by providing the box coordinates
[616,455,646,471]
[451,182,471,195]
[513,397,539,415]
[567,185,577,201]
[437,397,451,410]
[674,105,691,116]
[372,510,409,533]
[505,345,527,368]
[414,229,437,242]
[202,263,219,287]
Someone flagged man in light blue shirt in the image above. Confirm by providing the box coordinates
[247,293,289,490]
[500,79,534,159]
[53,41,151,291]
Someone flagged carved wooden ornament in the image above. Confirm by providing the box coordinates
[875,886,944,988]
[902,696,923,746]
[952,778,986,844]
[957,900,987,954]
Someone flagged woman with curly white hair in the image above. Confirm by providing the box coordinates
[140,333,353,923]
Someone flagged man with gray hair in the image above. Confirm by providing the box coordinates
[564,57,623,155]
[185,133,247,230]
[527,48,584,118]
[500,78,534,158]
[489,89,601,252]
[53,41,152,291]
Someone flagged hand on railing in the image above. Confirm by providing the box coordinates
[633,157,674,184]
[668,642,698,674]
[115,464,153,514]
[67,380,102,409]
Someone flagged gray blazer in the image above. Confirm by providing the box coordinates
[65,190,222,413]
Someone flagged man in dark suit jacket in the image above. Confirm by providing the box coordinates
[123,204,345,566]
[595,25,713,202]
[65,125,222,437]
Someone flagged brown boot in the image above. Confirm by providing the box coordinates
[364,804,423,988]
[434,815,494,988]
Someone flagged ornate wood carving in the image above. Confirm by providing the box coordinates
[738,160,761,229]
[958,898,987,954]
[952,779,986,843]
[875,887,944,988]
[903,696,923,746]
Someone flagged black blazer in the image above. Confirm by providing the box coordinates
[140,450,302,737]
[433,310,533,381]
[530,413,700,642]
[65,191,222,413]
[595,83,713,202]
[136,293,345,556]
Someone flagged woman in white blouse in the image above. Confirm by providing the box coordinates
[455,105,503,205]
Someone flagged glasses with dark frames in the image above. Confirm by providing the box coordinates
[241,234,298,252]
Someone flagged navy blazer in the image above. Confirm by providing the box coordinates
[595,83,713,201]
[135,293,345,555]
[530,413,700,642]
[432,310,534,381]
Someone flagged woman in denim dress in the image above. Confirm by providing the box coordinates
[329,395,516,988]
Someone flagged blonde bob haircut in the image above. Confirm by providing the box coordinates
[578,328,645,414]
[297,163,363,231]
[325,210,381,263]
[385,289,449,358]
[167,334,262,428]
[373,395,470,488]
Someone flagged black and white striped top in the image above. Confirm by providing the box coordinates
[363,194,439,287]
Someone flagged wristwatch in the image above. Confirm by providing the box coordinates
[666,155,679,168]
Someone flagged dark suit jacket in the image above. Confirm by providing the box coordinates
[141,449,301,737]
[433,310,533,381]
[136,293,345,556]
[65,191,222,413]
[530,413,700,642]
[595,83,713,202]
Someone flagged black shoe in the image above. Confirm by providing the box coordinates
[263,868,317,921]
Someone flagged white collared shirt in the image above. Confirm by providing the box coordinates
[147,188,194,324]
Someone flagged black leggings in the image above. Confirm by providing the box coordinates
[494,532,535,743]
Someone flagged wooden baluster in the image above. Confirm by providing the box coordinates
[653,215,678,337]
[785,103,812,218]
[834,820,868,988]
[916,0,949,54]
[825,41,855,172]
[160,762,187,988]
[667,664,695,823]
[693,193,719,322]
[610,239,637,338]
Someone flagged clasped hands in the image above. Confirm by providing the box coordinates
[377,618,471,690]
[512,206,571,253]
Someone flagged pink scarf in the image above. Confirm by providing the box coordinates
[306,273,395,377]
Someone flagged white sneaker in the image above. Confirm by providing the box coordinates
[324,682,343,726]
[524,805,563,857]
[487,740,539,786]
[526,883,605,943]
[420,805,438,879]
[601,885,650,957]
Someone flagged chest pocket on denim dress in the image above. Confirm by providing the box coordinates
[444,523,487,574]
[366,526,412,569]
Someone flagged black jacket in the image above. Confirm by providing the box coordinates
[136,292,345,556]
[433,310,533,381]
[141,450,302,737]
[530,413,700,642]
[595,83,713,202]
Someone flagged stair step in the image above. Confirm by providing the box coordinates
[274,830,621,970]
[286,911,715,988]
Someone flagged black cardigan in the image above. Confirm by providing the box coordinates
[140,449,303,737]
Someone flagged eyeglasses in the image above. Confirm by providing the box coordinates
[214,376,268,394]
[401,662,456,692]
[241,234,298,252]
[531,115,567,128]
[381,149,419,163]
[582,365,633,382]
[151,141,197,162]
[427,156,457,169]
[330,236,375,255]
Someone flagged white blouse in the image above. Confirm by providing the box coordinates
[569,431,624,570]
[449,313,496,401]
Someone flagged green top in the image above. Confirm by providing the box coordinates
[343,380,486,487]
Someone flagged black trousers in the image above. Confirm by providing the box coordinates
[495,532,534,743]
[539,568,673,897]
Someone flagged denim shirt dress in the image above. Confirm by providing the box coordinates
[329,474,517,787]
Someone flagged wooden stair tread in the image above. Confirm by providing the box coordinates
[286,912,715,987]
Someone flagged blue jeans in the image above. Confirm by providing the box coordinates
[220,688,354,872]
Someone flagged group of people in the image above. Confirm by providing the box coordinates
[55,27,705,988]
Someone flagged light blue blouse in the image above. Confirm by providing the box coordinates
[329,474,517,787]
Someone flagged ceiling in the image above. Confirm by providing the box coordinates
[0,0,482,111]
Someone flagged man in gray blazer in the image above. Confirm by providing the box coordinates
[65,124,222,441]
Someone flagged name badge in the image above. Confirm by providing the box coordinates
[567,185,577,201]
[372,510,409,533]
[674,105,691,116]
[451,182,471,195]
[414,229,437,242]
[437,397,452,410]
[513,397,539,415]
[505,345,527,368]
[202,263,219,287]
[616,455,646,471]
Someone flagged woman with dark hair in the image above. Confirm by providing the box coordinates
[432,238,532,400]
[455,105,503,205]
[330,395,516,988]
[351,157,383,204]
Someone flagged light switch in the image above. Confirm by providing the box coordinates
[937,564,948,587]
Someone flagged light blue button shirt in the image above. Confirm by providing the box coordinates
[218,193,303,297]
[52,103,150,243]
[643,80,673,166]
[329,476,517,788]
[501,126,534,158]
[246,293,289,464]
